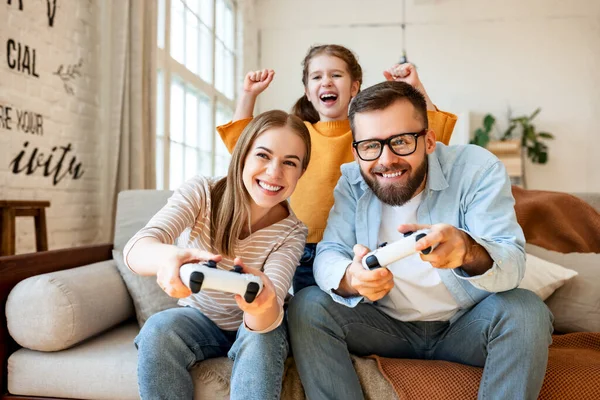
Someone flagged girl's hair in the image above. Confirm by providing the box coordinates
[210,110,311,256]
[291,44,363,123]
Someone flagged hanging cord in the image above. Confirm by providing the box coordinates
[399,0,408,64]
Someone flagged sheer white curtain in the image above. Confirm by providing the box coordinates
[103,0,158,237]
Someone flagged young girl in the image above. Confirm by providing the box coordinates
[218,44,457,293]
[124,110,311,400]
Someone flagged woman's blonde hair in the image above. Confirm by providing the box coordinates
[211,110,311,256]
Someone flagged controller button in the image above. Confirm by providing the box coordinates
[378,242,388,248]
[415,233,432,255]
[403,231,414,237]
[205,260,217,269]
[233,265,243,274]
[365,255,380,270]
[189,271,204,293]
[244,282,260,303]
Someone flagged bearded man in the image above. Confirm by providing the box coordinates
[287,81,553,400]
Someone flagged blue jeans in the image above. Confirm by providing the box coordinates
[288,286,553,400]
[134,307,289,400]
[292,243,317,294]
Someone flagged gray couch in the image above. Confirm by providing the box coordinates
[2,190,397,400]
[2,190,599,400]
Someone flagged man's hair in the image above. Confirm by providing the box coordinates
[348,81,429,140]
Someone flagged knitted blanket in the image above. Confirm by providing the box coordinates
[375,332,600,400]
[512,186,600,253]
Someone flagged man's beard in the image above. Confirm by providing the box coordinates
[361,156,428,207]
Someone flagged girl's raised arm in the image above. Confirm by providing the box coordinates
[233,69,275,121]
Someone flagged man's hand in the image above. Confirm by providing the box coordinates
[156,248,222,299]
[243,69,275,97]
[383,63,435,111]
[337,244,395,301]
[398,223,493,275]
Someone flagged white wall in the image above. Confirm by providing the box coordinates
[0,1,108,254]
[252,0,600,192]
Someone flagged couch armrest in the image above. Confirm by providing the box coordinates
[0,244,113,396]
[7,259,135,352]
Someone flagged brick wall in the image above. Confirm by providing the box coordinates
[0,0,107,254]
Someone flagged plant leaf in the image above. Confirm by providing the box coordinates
[538,151,548,164]
[529,108,541,121]
[538,132,554,139]
[502,125,516,140]
[483,114,496,132]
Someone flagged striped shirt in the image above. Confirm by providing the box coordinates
[123,175,307,332]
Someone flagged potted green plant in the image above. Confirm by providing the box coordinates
[470,108,555,187]
[501,108,555,164]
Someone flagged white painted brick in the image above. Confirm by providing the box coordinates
[1,1,109,255]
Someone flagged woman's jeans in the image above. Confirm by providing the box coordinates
[292,243,317,294]
[135,307,289,400]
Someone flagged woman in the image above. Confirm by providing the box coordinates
[124,110,311,400]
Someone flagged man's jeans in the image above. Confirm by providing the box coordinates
[135,307,289,400]
[292,243,317,294]
[288,286,553,400]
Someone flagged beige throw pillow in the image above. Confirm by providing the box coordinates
[518,254,578,300]
[112,249,178,327]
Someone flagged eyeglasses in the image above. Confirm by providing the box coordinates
[352,129,427,161]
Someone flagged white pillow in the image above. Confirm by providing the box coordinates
[518,254,578,300]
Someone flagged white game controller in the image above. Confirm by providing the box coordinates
[179,260,263,303]
[362,229,434,270]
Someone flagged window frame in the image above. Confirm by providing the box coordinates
[156,0,238,190]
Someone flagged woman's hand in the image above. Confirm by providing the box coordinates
[233,257,279,317]
[156,248,222,299]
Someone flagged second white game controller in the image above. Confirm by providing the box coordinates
[362,229,434,270]
[179,260,263,303]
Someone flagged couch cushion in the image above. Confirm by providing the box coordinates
[113,189,173,251]
[8,320,396,400]
[113,190,179,327]
[113,249,178,327]
[6,260,134,352]
[8,322,232,400]
[8,323,141,400]
[526,244,600,333]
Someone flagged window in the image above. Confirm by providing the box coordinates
[156,0,237,190]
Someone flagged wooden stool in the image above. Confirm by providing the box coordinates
[0,200,50,256]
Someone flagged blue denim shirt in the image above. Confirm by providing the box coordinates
[314,143,526,323]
